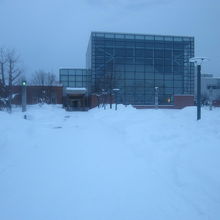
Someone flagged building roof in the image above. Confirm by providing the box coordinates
[91,31,194,40]
[64,87,87,95]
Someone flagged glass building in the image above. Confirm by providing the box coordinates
[86,32,195,105]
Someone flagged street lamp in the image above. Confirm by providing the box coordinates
[155,87,159,109]
[189,57,209,120]
[112,88,120,110]
[22,81,27,86]
[21,80,27,112]
[208,86,214,111]
[101,89,107,110]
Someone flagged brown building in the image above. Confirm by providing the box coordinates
[10,86,63,105]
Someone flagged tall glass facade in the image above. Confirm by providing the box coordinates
[86,32,194,105]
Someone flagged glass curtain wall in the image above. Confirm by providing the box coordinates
[88,32,194,105]
[59,69,91,91]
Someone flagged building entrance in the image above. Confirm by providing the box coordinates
[72,99,80,108]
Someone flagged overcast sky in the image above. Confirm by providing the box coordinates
[1,0,220,78]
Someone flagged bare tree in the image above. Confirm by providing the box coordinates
[0,49,6,105]
[0,48,22,111]
[47,72,56,86]
[32,70,56,86]
[0,48,7,87]
[31,70,57,104]
[32,70,46,86]
[6,50,22,110]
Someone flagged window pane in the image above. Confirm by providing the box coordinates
[144,49,153,58]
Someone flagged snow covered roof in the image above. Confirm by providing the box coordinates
[66,87,86,91]
[64,87,87,95]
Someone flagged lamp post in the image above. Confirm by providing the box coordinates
[189,57,209,120]
[155,87,159,109]
[208,86,214,111]
[101,89,107,110]
[113,88,120,110]
[21,80,27,112]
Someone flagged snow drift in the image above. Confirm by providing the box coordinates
[0,105,220,220]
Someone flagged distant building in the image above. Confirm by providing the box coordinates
[60,31,195,110]
[201,74,220,105]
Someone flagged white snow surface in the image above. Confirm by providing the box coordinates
[0,104,220,220]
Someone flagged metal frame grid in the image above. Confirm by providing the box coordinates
[86,32,194,105]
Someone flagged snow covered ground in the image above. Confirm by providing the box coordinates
[0,104,220,220]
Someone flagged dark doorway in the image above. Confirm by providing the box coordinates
[72,100,80,108]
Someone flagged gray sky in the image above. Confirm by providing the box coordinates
[1,0,220,78]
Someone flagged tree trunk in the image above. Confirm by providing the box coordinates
[1,63,5,86]
[8,60,13,112]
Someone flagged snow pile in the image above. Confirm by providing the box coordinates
[0,105,220,220]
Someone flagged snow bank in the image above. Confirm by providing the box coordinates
[0,104,220,220]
